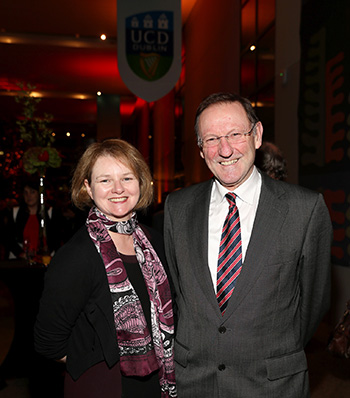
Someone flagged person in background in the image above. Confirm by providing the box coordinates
[55,186,88,243]
[34,139,176,398]
[3,177,62,260]
[255,140,287,181]
[151,191,170,234]
[164,92,332,398]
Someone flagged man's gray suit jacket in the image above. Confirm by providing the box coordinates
[164,172,333,398]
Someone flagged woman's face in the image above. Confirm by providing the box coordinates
[23,186,39,208]
[84,155,140,221]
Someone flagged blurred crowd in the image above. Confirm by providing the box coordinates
[0,176,87,262]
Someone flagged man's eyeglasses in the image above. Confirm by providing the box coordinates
[199,123,256,148]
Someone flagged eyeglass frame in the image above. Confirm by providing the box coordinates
[198,122,257,148]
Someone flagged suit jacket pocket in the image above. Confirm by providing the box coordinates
[265,350,307,381]
[174,339,190,368]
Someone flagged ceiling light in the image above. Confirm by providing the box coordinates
[100,34,107,41]
[97,91,102,96]
[250,44,256,52]
[30,91,42,98]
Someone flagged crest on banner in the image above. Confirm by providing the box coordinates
[118,1,181,102]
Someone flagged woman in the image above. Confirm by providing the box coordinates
[4,177,62,259]
[34,139,176,398]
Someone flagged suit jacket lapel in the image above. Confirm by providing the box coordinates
[223,173,289,319]
[186,179,222,317]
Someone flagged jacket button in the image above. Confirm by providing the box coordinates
[218,364,226,371]
[218,326,226,333]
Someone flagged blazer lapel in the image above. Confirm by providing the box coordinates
[186,180,222,317]
[223,174,289,318]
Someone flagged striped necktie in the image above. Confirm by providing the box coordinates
[217,193,243,314]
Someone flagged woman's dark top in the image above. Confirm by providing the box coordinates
[120,253,161,398]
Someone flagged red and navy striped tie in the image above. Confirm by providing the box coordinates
[217,193,242,314]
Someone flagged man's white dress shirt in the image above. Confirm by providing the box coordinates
[208,166,262,292]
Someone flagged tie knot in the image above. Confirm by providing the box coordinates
[226,192,236,207]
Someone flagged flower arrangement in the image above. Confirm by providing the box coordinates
[22,147,62,174]
[15,82,62,176]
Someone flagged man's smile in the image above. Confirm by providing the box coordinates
[219,159,239,166]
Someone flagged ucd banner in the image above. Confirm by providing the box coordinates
[117,0,182,102]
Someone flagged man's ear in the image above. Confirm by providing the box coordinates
[254,121,263,150]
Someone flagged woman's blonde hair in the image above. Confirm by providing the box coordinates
[71,139,153,211]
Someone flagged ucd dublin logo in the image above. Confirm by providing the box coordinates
[125,11,174,82]
[118,0,181,102]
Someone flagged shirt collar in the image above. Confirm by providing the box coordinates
[212,166,261,206]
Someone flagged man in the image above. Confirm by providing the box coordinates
[164,92,332,397]
[255,141,288,181]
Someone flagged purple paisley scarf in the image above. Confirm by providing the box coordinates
[86,207,176,397]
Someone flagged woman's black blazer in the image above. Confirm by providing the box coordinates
[34,224,168,381]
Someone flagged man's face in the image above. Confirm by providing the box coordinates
[198,102,263,190]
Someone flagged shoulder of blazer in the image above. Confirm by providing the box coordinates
[260,171,321,207]
[12,205,29,225]
[167,179,213,209]
[58,225,93,251]
[49,225,101,272]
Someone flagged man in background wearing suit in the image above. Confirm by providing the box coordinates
[164,92,333,398]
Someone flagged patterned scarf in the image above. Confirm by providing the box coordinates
[86,207,176,397]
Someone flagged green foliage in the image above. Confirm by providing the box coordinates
[15,82,55,147]
[15,82,61,175]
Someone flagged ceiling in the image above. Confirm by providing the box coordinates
[0,0,197,126]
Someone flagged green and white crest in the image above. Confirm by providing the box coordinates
[118,1,181,102]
